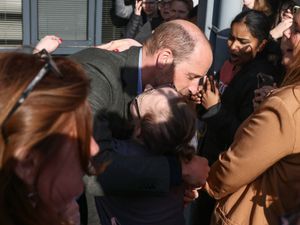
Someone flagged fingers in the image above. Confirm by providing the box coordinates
[96,41,113,50]
[46,35,63,44]
[205,76,212,92]
[34,35,62,54]
[135,0,143,15]
[183,188,199,207]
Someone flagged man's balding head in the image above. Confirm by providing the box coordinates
[142,19,213,96]
[144,19,212,66]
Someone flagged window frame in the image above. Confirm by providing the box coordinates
[0,0,103,54]
[30,0,103,54]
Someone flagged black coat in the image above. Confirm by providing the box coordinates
[71,47,176,195]
[199,56,278,164]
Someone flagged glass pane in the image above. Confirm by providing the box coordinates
[102,0,124,43]
[0,0,22,46]
[38,0,88,40]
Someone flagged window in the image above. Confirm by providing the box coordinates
[31,0,101,54]
[0,0,125,54]
[0,0,22,47]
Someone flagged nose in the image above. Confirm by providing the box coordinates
[283,26,292,39]
[90,137,100,157]
[229,40,239,52]
[188,78,201,95]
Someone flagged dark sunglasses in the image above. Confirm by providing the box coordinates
[1,49,62,141]
[133,83,177,119]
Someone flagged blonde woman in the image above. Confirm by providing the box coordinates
[0,51,99,225]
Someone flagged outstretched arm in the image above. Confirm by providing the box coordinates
[95,38,142,52]
[33,35,62,54]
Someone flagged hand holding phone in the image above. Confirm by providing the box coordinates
[257,72,275,88]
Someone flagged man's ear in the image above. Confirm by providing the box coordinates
[156,48,174,69]
[14,151,40,187]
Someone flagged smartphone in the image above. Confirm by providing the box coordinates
[257,72,274,88]
[293,5,300,14]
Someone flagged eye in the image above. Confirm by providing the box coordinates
[187,73,195,80]
[240,40,250,45]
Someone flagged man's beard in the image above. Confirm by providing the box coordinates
[154,64,175,87]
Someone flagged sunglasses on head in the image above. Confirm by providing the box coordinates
[1,49,62,142]
[133,83,177,119]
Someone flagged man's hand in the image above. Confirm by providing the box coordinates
[181,155,210,189]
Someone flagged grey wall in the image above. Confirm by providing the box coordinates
[198,0,243,74]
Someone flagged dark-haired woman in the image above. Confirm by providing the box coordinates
[195,10,278,225]
[205,6,300,224]
[199,10,278,164]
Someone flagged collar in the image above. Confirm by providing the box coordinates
[137,48,143,94]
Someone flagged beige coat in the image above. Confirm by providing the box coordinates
[206,85,300,225]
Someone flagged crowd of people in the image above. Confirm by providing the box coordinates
[1,0,300,225]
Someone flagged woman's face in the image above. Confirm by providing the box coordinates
[18,124,99,224]
[142,0,158,17]
[243,0,255,9]
[281,11,300,67]
[158,0,173,21]
[227,22,264,66]
[170,0,190,20]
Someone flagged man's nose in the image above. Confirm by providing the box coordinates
[189,79,201,95]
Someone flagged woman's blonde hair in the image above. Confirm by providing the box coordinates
[281,49,300,86]
[0,52,91,225]
[281,10,300,87]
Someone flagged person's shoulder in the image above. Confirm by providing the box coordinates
[268,85,300,113]
[71,48,116,61]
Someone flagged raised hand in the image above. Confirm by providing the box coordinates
[135,0,143,16]
[95,38,142,52]
[201,76,220,109]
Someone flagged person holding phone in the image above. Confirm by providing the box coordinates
[252,1,300,110]
[205,5,300,224]
[194,10,278,225]
[199,10,277,164]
